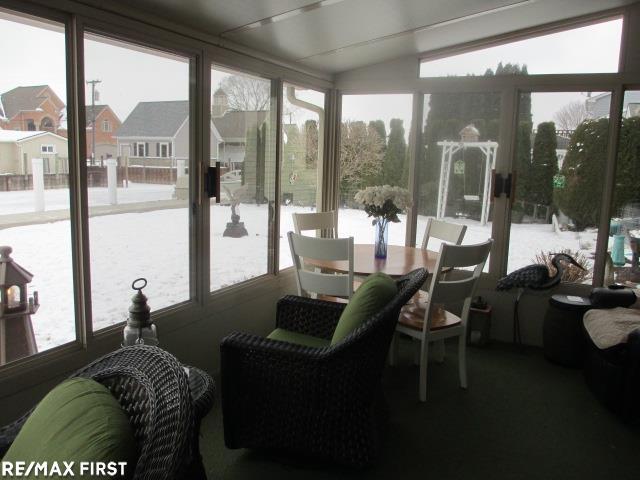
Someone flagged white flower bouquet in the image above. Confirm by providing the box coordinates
[354,185,411,224]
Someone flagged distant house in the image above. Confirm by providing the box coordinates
[115,100,221,167]
[0,130,68,174]
[85,104,121,161]
[211,88,269,171]
[115,96,268,171]
[586,91,640,119]
[0,85,65,134]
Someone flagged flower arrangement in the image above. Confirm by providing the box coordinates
[354,185,411,224]
[354,185,411,258]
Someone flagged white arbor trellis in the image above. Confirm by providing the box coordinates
[436,140,499,226]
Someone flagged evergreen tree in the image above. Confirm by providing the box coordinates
[530,121,558,209]
[612,116,640,217]
[304,120,318,168]
[555,118,608,230]
[368,120,387,146]
[383,118,407,187]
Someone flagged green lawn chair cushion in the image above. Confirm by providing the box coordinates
[267,328,331,348]
[331,272,397,345]
[3,377,136,479]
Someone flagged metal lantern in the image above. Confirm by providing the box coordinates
[123,278,158,347]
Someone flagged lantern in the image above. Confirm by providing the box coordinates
[123,278,158,346]
[0,246,38,364]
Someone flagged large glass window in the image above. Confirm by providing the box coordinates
[420,18,622,77]
[84,33,191,330]
[210,66,276,290]
[416,91,500,263]
[0,11,75,362]
[338,94,413,245]
[607,90,640,286]
[507,91,610,283]
[279,83,325,269]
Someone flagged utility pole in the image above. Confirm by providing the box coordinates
[86,79,101,165]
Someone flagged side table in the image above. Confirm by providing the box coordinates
[543,294,592,367]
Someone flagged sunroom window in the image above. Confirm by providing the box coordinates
[210,66,276,291]
[0,11,75,364]
[420,18,622,77]
[84,32,192,330]
[338,94,413,246]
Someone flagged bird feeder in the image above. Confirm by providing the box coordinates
[0,246,38,364]
[459,124,480,143]
[123,278,158,346]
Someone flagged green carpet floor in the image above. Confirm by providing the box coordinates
[199,341,639,479]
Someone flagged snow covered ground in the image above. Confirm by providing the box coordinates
[1,184,598,353]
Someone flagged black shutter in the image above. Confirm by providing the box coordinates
[156,143,159,157]
[145,142,149,157]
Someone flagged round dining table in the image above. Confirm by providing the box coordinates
[307,243,440,277]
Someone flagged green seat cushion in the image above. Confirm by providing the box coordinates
[331,272,397,345]
[3,377,136,479]
[267,328,331,348]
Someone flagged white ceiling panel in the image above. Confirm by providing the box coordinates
[297,0,634,73]
[75,0,637,75]
[77,0,320,35]
[222,0,518,61]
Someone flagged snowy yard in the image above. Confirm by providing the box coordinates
[1,184,598,353]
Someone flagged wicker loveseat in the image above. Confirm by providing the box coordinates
[0,345,214,480]
[582,288,640,425]
[220,268,428,467]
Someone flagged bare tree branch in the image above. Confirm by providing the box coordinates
[554,101,588,130]
[219,75,270,111]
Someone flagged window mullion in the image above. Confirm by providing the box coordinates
[405,92,423,247]
[592,85,625,286]
[68,14,93,347]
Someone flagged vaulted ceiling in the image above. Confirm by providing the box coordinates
[76,0,636,75]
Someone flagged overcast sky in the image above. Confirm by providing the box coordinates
[0,14,622,136]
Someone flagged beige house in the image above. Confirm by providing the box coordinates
[0,130,69,174]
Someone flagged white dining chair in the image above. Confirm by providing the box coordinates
[421,218,467,250]
[292,210,338,238]
[390,239,492,402]
[288,231,354,300]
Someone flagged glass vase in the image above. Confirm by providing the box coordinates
[374,218,389,259]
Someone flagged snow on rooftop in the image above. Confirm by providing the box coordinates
[0,130,47,142]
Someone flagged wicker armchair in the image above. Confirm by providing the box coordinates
[220,268,428,467]
[0,345,209,480]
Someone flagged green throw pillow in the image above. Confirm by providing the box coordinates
[331,272,397,345]
[3,377,136,479]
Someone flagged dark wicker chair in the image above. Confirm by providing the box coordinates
[0,345,212,480]
[220,268,428,468]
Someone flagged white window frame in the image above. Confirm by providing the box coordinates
[41,144,55,154]
[159,142,169,158]
[102,119,111,132]
[135,141,147,157]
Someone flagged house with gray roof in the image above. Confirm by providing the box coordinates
[116,98,269,171]
[115,101,203,167]
[586,91,640,119]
